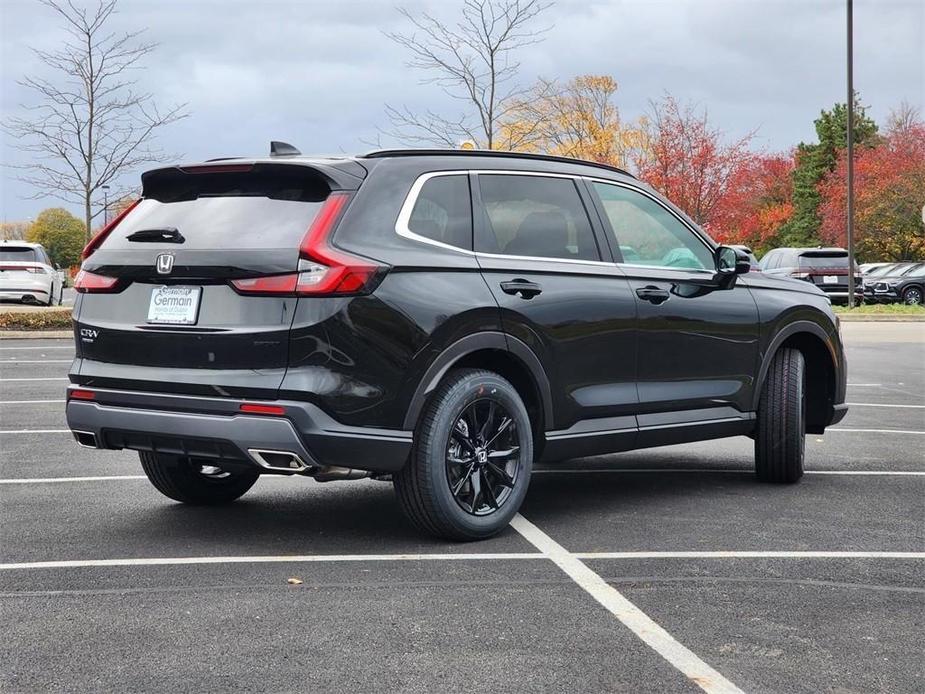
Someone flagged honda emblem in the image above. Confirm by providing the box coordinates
[156,253,174,275]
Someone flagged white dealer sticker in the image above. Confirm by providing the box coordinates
[147,285,202,325]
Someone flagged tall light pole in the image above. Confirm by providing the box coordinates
[846,0,856,308]
[102,184,111,226]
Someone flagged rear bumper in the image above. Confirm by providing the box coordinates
[65,387,412,474]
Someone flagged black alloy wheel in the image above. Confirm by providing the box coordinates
[446,398,521,516]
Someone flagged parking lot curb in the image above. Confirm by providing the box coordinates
[836,315,925,322]
[0,330,72,339]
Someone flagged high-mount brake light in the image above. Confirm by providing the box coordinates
[81,198,142,260]
[73,270,120,293]
[180,164,254,174]
[230,191,385,297]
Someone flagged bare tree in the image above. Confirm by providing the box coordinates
[3,0,187,240]
[887,100,921,137]
[384,0,552,149]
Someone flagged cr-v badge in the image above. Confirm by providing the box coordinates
[156,253,175,274]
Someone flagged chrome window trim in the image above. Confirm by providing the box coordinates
[586,177,717,272]
[394,171,473,254]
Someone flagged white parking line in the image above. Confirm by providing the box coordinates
[0,429,71,434]
[532,469,925,476]
[0,553,546,571]
[1,470,922,485]
[828,428,925,435]
[511,514,743,694]
[0,359,72,363]
[848,383,883,387]
[573,551,925,560]
[0,346,73,351]
[0,400,65,405]
[0,475,147,485]
[0,378,68,382]
[847,402,925,408]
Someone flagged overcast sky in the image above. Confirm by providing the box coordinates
[1,0,922,222]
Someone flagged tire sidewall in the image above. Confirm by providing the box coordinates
[423,373,533,537]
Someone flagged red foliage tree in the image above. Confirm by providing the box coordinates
[634,95,758,234]
[712,154,795,252]
[818,118,925,261]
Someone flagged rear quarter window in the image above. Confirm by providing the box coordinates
[406,174,472,250]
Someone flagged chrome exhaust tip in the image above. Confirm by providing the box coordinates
[248,449,310,473]
[73,430,99,448]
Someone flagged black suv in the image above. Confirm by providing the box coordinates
[865,263,925,305]
[66,146,848,540]
[758,247,863,305]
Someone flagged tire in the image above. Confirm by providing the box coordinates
[903,286,923,305]
[394,368,533,541]
[139,451,259,504]
[754,348,806,483]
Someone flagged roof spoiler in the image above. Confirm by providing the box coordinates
[270,141,301,157]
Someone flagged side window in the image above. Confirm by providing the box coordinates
[476,174,600,261]
[592,182,714,270]
[759,251,776,270]
[406,174,472,250]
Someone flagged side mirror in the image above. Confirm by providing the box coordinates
[713,246,750,288]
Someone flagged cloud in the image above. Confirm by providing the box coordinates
[2,0,922,220]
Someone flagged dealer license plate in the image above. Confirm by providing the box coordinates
[147,285,201,325]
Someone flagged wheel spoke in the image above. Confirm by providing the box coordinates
[468,466,482,511]
[451,464,476,497]
[487,446,519,459]
[451,426,475,453]
[483,417,512,449]
[478,400,496,441]
[485,461,515,488]
[481,469,500,509]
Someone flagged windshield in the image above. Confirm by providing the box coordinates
[0,247,37,262]
[866,264,900,277]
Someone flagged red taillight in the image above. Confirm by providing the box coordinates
[239,403,286,416]
[73,270,120,293]
[82,199,142,260]
[69,389,95,401]
[230,191,385,297]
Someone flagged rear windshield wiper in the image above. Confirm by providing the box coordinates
[126,227,185,243]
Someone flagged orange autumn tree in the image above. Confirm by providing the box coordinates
[500,75,644,168]
[818,110,925,261]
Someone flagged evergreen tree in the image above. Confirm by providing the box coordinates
[779,97,878,247]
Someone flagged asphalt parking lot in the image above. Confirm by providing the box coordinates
[1,322,923,693]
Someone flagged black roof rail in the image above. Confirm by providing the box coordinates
[360,148,635,179]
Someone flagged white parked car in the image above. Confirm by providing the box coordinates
[0,241,66,305]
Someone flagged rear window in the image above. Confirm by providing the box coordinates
[102,165,330,251]
[0,247,37,262]
[798,254,857,270]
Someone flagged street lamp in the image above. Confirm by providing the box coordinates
[846,0,855,308]
[102,185,111,226]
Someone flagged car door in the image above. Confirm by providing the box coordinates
[588,179,759,445]
[472,171,638,459]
